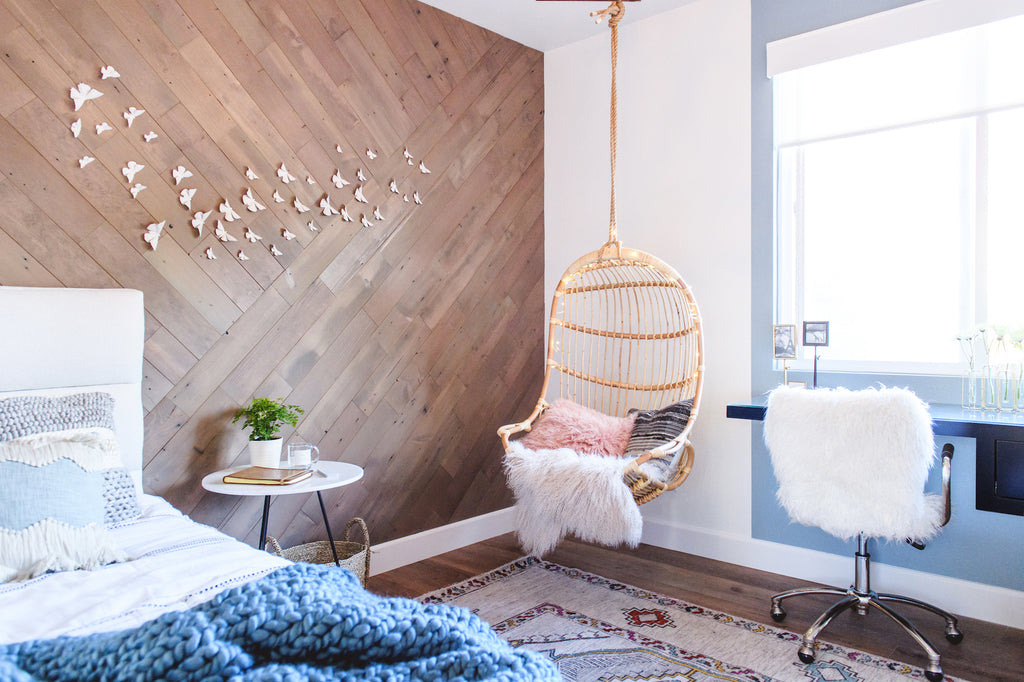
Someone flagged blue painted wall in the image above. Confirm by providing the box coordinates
[749,0,1024,591]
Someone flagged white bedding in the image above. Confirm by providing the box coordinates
[0,494,289,645]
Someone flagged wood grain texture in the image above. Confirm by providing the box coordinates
[0,0,544,548]
[368,535,1024,682]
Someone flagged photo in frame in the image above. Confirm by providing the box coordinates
[803,321,830,347]
[773,324,797,359]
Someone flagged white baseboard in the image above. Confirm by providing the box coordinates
[368,507,1024,630]
[369,507,517,576]
[642,517,1024,630]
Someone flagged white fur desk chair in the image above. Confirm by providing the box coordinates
[764,385,962,682]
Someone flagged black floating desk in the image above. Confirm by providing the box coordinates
[727,395,1024,516]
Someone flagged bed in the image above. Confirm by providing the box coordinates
[0,286,559,680]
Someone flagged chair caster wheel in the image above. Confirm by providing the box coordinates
[797,646,815,664]
[946,631,963,645]
[924,670,943,682]
[770,603,786,622]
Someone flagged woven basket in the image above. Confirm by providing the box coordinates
[266,518,370,585]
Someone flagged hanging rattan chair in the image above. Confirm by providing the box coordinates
[498,1,704,506]
[498,239,704,505]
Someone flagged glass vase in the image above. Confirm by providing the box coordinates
[962,369,979,410]
[998,367,1015,412]
[982,365,999,411]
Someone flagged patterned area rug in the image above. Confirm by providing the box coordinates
[421,557,963,682]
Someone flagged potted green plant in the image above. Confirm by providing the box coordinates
[233,397,304,467]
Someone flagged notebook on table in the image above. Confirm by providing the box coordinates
[223,466,313,485]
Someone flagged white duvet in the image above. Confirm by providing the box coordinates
[0,495,289,645]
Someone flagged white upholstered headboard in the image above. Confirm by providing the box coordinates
[0,286,145,489]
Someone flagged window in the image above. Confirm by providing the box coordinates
[771,9,1024,374]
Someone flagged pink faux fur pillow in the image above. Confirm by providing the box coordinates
[521,399,636,457]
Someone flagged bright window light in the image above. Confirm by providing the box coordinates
[773,13,1024,374]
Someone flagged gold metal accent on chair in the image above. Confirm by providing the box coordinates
[498,242,704,505]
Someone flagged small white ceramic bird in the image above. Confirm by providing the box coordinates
[270,244,283,256]
[237,250,249,261]
[95,121,113,135]
[122,161,145,184]
[79,156,95,168]
[282,228,296,241]
[123,107,145,127]
[419,161,431,174]
[373,206,384,221]
[70,83,102,111]
[70,119,82,138]
[354,185,368,203]
[273,190,285,203]
[413,191,423,205]
[214,221,237,242]
[277,163,296,184]
[339,205,353,222]
[360,214,373,228]
[242,188,265,212]
[129,183,146,199]
[191,210,211,235]
[293,197,310,213]
[332,171,350,188]
[143,131,158,142]
[205,247,217,260]
[100,65,120,79]
[245,227,263,243]
[245,167,259,180]
[172,166,193,185]
[307,220,319,232]
[365,147,377,160]
[219,200,241,222]
[179,188,196,209]
[389,179,399,194]
[320,196,339,216]
[143,221,164,250]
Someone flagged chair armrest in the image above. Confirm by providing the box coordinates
[940,442,954,527]
[497,400,548,450]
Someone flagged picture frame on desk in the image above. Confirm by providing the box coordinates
[773,324,797,359]
[803,321,830,347]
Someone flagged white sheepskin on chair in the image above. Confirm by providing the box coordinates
[764,386,946,543]
[504,441,641,557]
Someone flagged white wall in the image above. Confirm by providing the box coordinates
[545,0,753,540]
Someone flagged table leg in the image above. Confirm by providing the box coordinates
[317,491,341,566]
[259,495,271,551]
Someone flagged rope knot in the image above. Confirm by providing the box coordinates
[590,1,625,27]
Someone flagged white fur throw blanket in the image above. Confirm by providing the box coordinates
[764,385,945,543]
[504,441,641,557]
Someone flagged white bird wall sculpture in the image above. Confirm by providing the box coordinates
[95,122,113,135]
[242,188,265,212]
[70,83,102,111]
[293,197,310,213]
[373,206,384,221]
[307,220,319,232]
[273,190,285,203]
[143,221,164,250]
[320,196,339,216]
[360,214,373,228]
[237,250,249,261]
[191,210,212,235]
[245,227,263,243]
[389,179,399,194]
[100,65,120,79]
[179,188,197,210]
[365,148,377,160]
[205,247,217,260]
[79,156,95,168]
[123,107,145,127]
[339,205,352,222]
[332,171,350,188]
[270,244,283,256]
[143,131,158,142]
[215,221,238,242]
[129,183,146,199]
[122,161,145,184]
[219,200,241,222]
[245,167,259,180]
[356,168,367,182]
[70,119,81,138]
[282,228,296,241]
[353,185,367,203]
[172,166,193,185]
[277,163,296,184]
[418,161,431,174]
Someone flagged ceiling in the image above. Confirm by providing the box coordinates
[417,0,696,52]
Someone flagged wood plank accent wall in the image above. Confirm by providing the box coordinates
[0,0,544,548]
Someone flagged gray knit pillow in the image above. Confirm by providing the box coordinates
[0,393,139,525]
[0,393,116,442]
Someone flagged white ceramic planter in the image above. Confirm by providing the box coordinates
[248,438,283,468]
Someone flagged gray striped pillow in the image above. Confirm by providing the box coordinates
[624,400,693,482]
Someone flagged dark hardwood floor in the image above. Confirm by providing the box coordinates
[367,533,1024,682]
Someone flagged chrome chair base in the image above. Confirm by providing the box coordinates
[770,537,962,682]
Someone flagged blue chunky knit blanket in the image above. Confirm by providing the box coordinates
[0,563,561,681]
